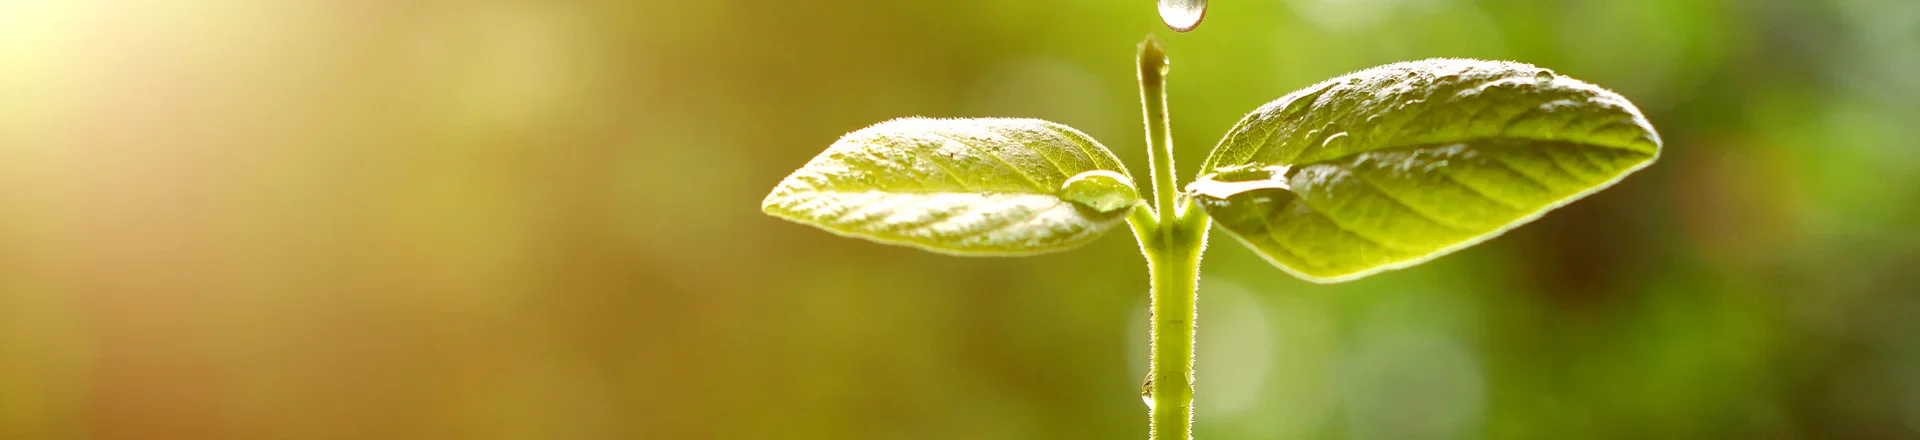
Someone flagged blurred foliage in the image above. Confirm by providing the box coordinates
[1,0,1917,439]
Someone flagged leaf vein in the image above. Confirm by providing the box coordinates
[1040,124,1104,170]
[1339,164,1472,232]
[1480,151,1555,192]
[1013,128,1076,179]
[848,143,936,192]
[892,144,971,192]
[1287,190,1419,254]
[925,130,1050,191]
[1249,199,1319,270]
[1433,167,1529,212]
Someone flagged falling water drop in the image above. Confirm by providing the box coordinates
[1158,0,1207,32]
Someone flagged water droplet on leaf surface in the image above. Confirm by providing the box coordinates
[1159,0,1207,32]
[1186,165,1292,199]
[1533,69,1556,83]
[1058,170,1138,213]
[1322,131,1350,149]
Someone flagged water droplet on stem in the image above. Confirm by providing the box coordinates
[1141,375,1156,409]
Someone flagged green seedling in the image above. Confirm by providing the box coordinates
[762,36,1660,440]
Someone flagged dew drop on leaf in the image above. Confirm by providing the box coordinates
[1322,131,1351,149]
[1534,69,1556,83]
[1158,0,1206,32]
[1057,170,1139,213]
[1185,165,1292,199]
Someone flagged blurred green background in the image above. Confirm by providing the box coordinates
[2,0,1917,438]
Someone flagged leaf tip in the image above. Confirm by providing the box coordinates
[759,179,799,218]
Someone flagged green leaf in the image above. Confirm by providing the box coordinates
[1192,59,1661,283]
[763,117,1139,256]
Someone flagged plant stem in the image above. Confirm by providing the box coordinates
[1137,208,1207,440]
[1138,36,1177,224]
[1130,34,1210,440]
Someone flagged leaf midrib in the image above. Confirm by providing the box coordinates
[1227,135,1653,172]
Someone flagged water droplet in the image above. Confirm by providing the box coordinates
[1057,170,1139,213]
[1185,165,1292,199]
[1206,164,1281,182]
[1158,0,1207,32]
[1141,375,1155,410]
[1322,131,1350,150]
[1533,69,1556,83]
